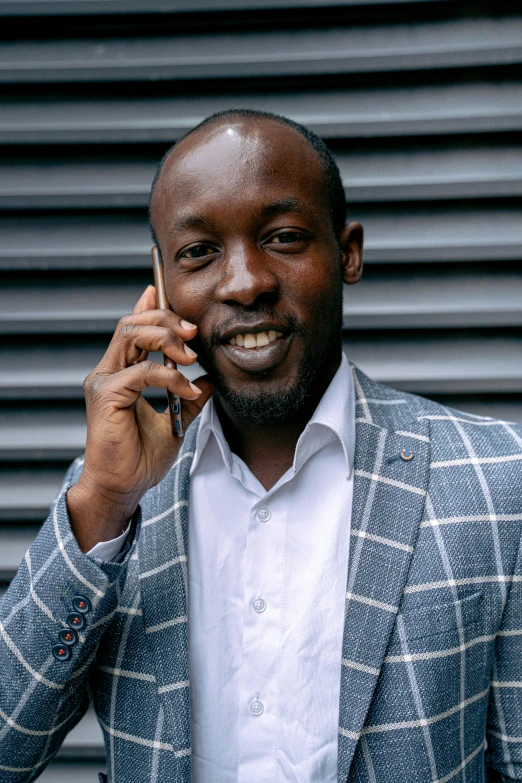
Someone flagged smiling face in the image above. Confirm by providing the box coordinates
[150,117,362,424]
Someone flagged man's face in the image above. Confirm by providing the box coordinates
[151,119,361,423]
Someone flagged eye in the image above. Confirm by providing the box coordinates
[270,232,304,245]
[179,243,217,260]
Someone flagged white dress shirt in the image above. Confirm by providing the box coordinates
[89,353,355,783]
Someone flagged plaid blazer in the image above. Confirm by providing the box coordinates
[1,365,521,783]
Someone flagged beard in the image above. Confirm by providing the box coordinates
[205,345,320,426]
[192,307,342,426]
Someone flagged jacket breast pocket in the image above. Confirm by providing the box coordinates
[389,590,485,648]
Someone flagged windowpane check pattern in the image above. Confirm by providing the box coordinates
[0,365,521,782]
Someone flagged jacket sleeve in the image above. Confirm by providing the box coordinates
[0,457,142,781]
[486,525,522,782]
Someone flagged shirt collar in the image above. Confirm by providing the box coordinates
[190,353,355,479]
[292,353,355,478]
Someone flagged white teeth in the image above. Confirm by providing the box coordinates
[243,334,257,349]
[229,330,283,348]
[256,332,270,347]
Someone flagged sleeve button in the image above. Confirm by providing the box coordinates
[52,644,72,661]
[72,595,92,614]
[66,612,86,631]
[58,628,78,646]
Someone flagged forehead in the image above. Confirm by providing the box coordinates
[153,120,328,223]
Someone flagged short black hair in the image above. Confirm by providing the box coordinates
[148,108,346,245]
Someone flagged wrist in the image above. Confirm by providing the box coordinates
[66,477,141,553]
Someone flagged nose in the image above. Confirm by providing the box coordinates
[215,243,278,308]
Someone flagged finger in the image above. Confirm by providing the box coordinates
[102,324,198,372]
[123,308,198,339]
[133,285,157,315]
[89,362,203,409]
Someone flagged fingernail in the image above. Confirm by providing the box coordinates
[181,320,197,330]
[184,344,198,359]
[189,382,202,395]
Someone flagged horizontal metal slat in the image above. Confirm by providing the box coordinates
[3,144,522,209]
[40,762,106,783]
[1,267,521,335]
[1,82,522,144]
[0,333,520,403]
[349,333,522,394]
[0,407,86,460]
[343,269,522,329]
[0,526,37,579]
[0,0,453,17]
[0,467,65,520]
[2,206,522,270]
[0,157,156,209]
[0,276,144,333]
[339,146,522,202]
[59,707,105,759]
[430,396,522,424]
[2,19,521,84]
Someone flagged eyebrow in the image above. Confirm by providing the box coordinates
[169,197,307,236]
[170,214,215,235]
[259,197,307,221]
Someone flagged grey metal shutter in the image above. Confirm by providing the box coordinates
[0,1,521,776]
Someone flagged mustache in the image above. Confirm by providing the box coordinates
[200,310,305,350]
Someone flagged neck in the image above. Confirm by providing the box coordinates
[215,352,342,490]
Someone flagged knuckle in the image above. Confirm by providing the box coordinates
[84,372,106,400]
[118,322,141,339]
[82,372,94,394]
[140,359,157,376]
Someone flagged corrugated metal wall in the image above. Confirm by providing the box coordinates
[1,0,521,777]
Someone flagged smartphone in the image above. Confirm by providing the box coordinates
[151,246,184,438]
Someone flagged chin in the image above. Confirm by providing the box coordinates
[215,368,317,426]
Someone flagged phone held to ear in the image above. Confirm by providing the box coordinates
[151,245,184,438]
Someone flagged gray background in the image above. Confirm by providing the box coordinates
[1,0,521,777]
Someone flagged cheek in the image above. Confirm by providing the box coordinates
[287,261,342,325]
[166,271,212,323]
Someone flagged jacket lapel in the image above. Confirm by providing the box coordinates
[338,367,431,782]
[138,423,199,767]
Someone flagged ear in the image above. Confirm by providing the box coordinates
[339,221,363,285]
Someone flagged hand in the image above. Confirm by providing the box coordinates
[66,285,214,552]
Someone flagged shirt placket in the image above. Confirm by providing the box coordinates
[237,489,288,783]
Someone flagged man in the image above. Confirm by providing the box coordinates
[1,109,521,783]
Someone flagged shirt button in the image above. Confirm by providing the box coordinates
[253,597,267,613]
[257,508,271,522]
[250,700,264,716]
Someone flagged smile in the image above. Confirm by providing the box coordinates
[220,328,293,373]
[229,330,283,349]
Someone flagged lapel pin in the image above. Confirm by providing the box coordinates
[401,448,414,462]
